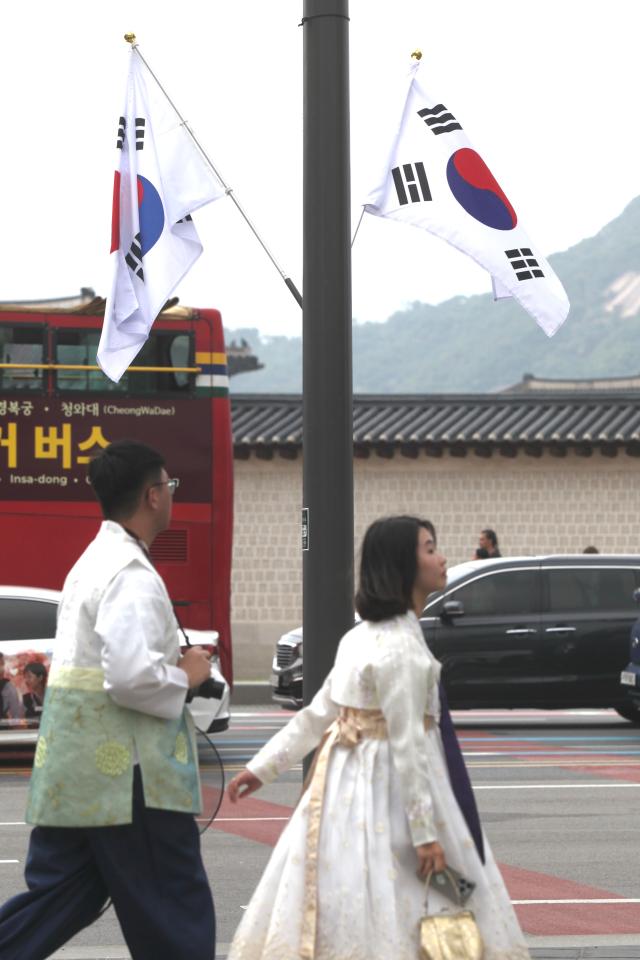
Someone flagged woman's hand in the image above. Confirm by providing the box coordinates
[415,841,446,880]
[227,768,263,803]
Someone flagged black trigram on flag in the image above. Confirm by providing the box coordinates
[176,215,193,224]
[116,116,126,150]
[135,118,146,150]
[125,233,144,282]
[116,116,146,150]
[392,162,432,206]
[417,104,462,136]
[505,248,545,281]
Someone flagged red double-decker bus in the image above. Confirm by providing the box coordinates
[0,292,233,683]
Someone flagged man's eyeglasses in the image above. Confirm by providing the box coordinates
[151,478,180,496]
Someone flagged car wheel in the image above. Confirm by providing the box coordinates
[615,703,640,724]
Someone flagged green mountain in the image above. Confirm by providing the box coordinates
[228,196,640,393]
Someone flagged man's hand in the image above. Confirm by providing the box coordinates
[415,841,446,880]
[178,646,211,689]
[228,768,263,803]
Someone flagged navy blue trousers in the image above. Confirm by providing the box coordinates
[0,768,215,960]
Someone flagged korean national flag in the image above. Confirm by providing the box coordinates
[98,50,225,382]
[362,57,569,337]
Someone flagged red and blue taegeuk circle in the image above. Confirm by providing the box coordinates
[110,172,165,254]
[446,148,517,231]
[136,175,165,254]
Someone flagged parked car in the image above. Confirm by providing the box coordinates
[271,626,303,710]
[0,585,230,742]
[271,555,640,722]
[620,588,640,713]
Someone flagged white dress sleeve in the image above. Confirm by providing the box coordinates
[247,671,339,784]
[95,564,188,720]
[374,628,438,846]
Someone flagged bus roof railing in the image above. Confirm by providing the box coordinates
[0,294,191,318]
[0,363,202,373]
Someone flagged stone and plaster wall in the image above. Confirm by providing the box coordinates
[231,451,640,680]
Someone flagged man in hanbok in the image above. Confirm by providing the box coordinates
[0,440,216,960]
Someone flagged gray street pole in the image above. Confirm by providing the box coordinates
[301,0,354,708]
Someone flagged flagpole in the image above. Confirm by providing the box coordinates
[351,208,365,247]
[123,33,303,309]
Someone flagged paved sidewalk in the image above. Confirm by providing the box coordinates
[50,945,640,959]
[50,949,227,959]
[530,951,640,959]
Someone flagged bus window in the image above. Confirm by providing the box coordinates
[0,325,45,391]
[132,331,194,394]
[54,329,194,394]
[55,329,124,393]
[170,334,191,389]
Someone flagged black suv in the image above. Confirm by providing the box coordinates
[421,555,640,721]
[620,590,640,712]
[271,555,640,722]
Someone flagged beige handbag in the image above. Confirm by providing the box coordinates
[419,870,484,960]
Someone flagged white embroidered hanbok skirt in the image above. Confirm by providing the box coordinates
[227,724,530,960]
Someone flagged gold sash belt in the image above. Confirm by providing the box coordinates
[299,708,434,959]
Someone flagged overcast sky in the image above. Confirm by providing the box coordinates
[1,1,639,337]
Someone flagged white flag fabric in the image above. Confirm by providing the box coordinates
[98,51,225,382]
[363,59,569,337]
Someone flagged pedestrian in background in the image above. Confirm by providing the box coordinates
[226,515,529,960]
[479,528,501,557]
[0,440,215,960]
[22,662,47,719]
[0,653,24,722]
[583,545,599,554]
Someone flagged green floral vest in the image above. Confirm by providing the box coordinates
[27,666,201,827]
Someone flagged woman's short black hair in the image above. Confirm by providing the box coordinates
[355,515,436,623]
[88,440,165,520]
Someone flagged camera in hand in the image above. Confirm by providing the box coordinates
[187,674,225,702]
[173,608,224,702]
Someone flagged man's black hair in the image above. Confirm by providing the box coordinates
[355,515,436,623]
[481,528,498,548]
[88,440,165,520]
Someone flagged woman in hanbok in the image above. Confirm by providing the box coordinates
[227,516,530,960]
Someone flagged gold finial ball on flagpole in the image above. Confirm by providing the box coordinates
[124,33,137,45]
[411,50,423,60]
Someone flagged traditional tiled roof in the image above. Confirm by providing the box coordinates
[503,373,640,393]
[231,392,640,458]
